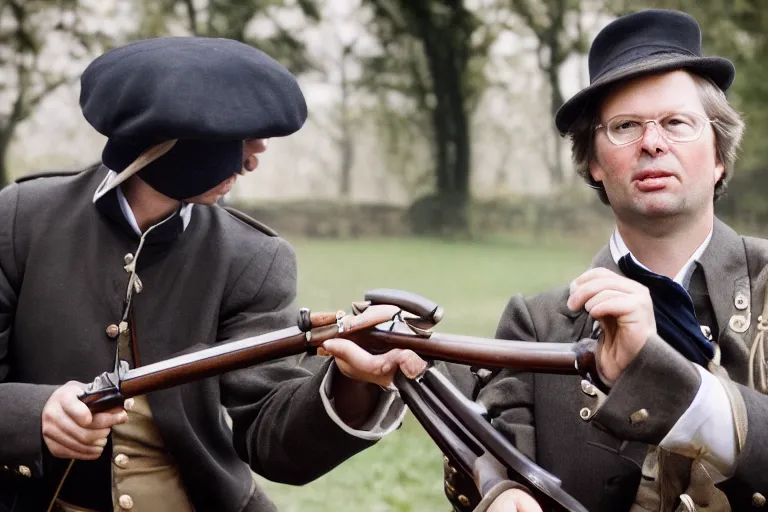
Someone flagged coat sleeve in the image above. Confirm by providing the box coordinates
[472,294,539,460]
[590,333,768,509]
[217,237,374,485]
[0,183,58,479]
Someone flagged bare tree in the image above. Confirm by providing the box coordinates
[361,0,497,234]
[501,0,592,186]
[0,0,110,185]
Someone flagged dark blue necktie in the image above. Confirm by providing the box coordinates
[617,254,714,367]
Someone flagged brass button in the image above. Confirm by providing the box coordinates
[17,465,31,477]
[114,453,129,469]
[729,315,749,333]
[580,379,596,396]
[106,324,120,339]
[579,407,593,420]
[630,409,650,424]
[753,492,766,507]
[735,294,748,310]
[444,481,456,498]
[458,494,471,507]
[124,253,134,265]
[118,494,134,510]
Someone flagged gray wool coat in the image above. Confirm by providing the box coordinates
[0,165,373,511]
[442,218,768,511]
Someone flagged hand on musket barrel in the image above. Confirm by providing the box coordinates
[313,307,429,428]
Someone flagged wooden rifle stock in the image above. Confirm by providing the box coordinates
[77,288,595,511]
[80,306,401,412]
[396,369,589,512]
[349,322,597,375]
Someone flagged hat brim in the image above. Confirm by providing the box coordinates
[555,54,735,134]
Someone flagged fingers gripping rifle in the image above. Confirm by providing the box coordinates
[78,289,596,511]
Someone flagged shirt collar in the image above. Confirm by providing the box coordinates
[94,169,193,236]
[609,227,713,289]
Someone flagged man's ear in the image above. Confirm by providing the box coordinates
[589,159,605,185]
[714,155,725,185]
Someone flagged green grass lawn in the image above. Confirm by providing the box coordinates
[254,235,602,511]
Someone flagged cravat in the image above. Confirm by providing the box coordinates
[618,254,714,367]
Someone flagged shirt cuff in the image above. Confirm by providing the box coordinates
[659,365,737,477]
[319,361,407,441]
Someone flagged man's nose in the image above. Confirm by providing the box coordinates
[246,138,269,154]
[639,121,669,155]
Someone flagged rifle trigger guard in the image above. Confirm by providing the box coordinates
[403,317,434,337]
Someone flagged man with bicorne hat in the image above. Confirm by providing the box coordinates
[442,8,768,512]
[0,37,423,511]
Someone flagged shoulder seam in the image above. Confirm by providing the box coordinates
[222,206,279,237]
[14,167,92,184]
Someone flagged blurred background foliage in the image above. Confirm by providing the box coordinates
[3,0,768,236]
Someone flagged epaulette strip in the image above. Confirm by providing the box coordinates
[223,206,279,237]
[14,167,92,184]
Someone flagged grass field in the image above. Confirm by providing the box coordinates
[254,235,603,511]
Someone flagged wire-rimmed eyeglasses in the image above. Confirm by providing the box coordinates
[595,111,716,146]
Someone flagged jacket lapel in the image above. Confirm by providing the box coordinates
[590,244,620,274]
[698,218,751,358]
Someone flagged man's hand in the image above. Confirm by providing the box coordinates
[320,339,427,388]
[318,339,427,428]
[567,267,656,383]
[488,489,543,512]
[42,382,128,460]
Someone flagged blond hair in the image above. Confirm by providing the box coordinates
[568,72,744,204]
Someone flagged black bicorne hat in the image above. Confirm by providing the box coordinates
[80,37,308,200]
[555,9,735,135]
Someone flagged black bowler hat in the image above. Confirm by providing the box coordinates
[555,9,735,135]
[80,37,307,200]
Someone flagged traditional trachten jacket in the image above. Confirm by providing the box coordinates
[443,218,768,511]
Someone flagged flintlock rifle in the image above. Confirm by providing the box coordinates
[79,289,597,511]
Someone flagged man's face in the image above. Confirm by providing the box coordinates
[184,138,269,205]
[589,71,724,222]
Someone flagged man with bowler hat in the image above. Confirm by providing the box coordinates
[0,37,423,511]
[443,8,768,512]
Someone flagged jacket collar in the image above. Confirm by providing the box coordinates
[92,164,191,248]
[589,218,748,340]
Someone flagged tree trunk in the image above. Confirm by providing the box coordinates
[338,46,354,199]
[545,27,566,186]
[408,3,472,235]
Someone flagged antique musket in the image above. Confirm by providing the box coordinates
[80,289,595,511]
